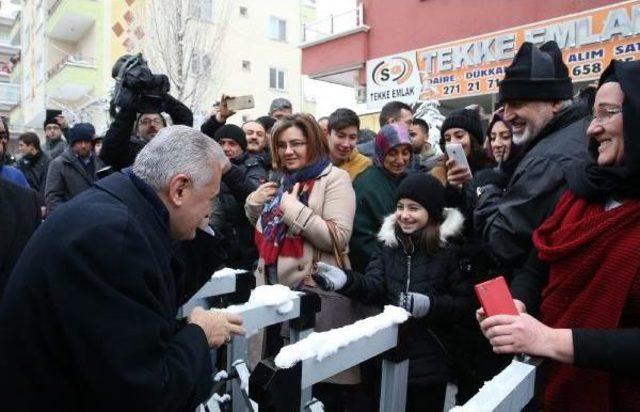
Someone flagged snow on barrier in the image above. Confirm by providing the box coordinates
[250,306,411,412]
[178,268,255,318]
[451,356,542,412]
[204,285,322,412]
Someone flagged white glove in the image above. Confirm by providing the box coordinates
[312,262,348,291]
[399,292,431,318]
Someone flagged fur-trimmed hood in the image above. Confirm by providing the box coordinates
[376,208,465,248]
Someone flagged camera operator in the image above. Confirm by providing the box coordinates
[100,94,193,171]
[100,54,194,171]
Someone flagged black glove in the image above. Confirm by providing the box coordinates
[473,168,509,189]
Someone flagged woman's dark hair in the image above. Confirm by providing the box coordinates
[422,217,443,255]
[270,113,329,171]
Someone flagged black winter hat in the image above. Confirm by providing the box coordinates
[440,108,484,145]
[67,123,95,146]
[43,109,62,130]
[396,173,445,221]
[499,41,573,103]
[214,124,247,151]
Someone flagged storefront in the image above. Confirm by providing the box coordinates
[365,0,640,114]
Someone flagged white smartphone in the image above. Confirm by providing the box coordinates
[445,143,473,177]
[226,95,255,111]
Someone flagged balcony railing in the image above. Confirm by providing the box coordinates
[47,54,96,80]
[0,82,20,105]
[302,4,366,44]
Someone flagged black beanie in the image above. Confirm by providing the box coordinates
[499,41,573,103]
[396,173,445,221]
[67,123,95,146]
[43,109,62,130]
[214,124,247,151]
[440,108,484,145]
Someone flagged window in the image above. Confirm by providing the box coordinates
[188,0,213,22]
[268,17,286,42]
[242,60,251,71]
[239,6,248,17]
[269,67,285,90]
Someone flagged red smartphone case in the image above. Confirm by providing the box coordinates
[475,276,519,317]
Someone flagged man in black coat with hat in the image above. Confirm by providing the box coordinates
[473,41,591,269]
[0,126,244,412]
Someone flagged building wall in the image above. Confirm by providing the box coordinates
[361,0,618,61]
[211,0,304,123]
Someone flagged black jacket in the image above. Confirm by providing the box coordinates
[474,106,591,268]
[100,95,193,170]
[45,148,105,213]
[17,150,50,199]
[0,180,40,299]
[0,172,219,412]
[340,209,475,385]
[209,153,267,269]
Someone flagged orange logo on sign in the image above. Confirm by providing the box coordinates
[372,57,414,86]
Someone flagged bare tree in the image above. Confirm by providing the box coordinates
[143,0,230,113]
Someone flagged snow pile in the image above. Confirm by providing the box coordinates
[274,305,409,369]
[221,284,299,316]
[448,359,536,411]
[213,370,228,382]
[211,267,247,279]
[212,393,231,404]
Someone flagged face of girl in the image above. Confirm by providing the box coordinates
[395,199,429,234]
[383,145,411,177]
[489,121,512,162]
[276,126,308,171]
[443,128,472,157]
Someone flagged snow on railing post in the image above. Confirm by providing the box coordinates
[451,356,543,412]
[216,286,321,412]
[249,306,410,412]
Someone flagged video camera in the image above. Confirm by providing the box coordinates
[110,53,170,115]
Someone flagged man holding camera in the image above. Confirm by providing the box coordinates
[100,93,193,171]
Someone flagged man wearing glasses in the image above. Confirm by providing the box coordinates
[42,111,68,161]
[473,40,592,270]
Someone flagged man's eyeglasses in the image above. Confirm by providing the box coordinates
[276,140,307,151]
[591,107,622,126]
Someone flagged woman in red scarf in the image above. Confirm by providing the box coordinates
[246,114,367,410]
[479,60,640,412]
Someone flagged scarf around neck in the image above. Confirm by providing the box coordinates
[257,157,330,265]
[533,190,640,412]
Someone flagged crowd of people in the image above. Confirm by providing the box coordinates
[0,39,638,412]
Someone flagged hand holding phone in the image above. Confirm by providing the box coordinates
[445,143,472,177]
[475,276,519,317]
[227,95,255,111]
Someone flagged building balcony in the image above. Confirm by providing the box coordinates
[46,54,97,101]
[301,4,368,47]
[0,82,20,111]
[301,4,369,87]
[46,0,99,42]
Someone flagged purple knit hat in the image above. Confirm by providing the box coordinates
[374,124,412,166]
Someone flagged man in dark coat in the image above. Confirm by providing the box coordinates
[0,126,244,412]
[100,94,193,171]
[41,110,68,160]
[45,123,105,213]
[17,132,50,199]
[0,179,40,299]
[210,124,267,270]
[473,41,591,268]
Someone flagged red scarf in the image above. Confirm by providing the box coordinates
[533,191,640,412]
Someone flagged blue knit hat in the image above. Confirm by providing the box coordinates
[374,124,411,166]
[68,123,95,146]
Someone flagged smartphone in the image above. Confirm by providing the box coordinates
[474,276,519,317]
[445,143,473,177]
[227,95,255,111]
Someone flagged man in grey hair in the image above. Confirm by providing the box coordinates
[0,126,245,411]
